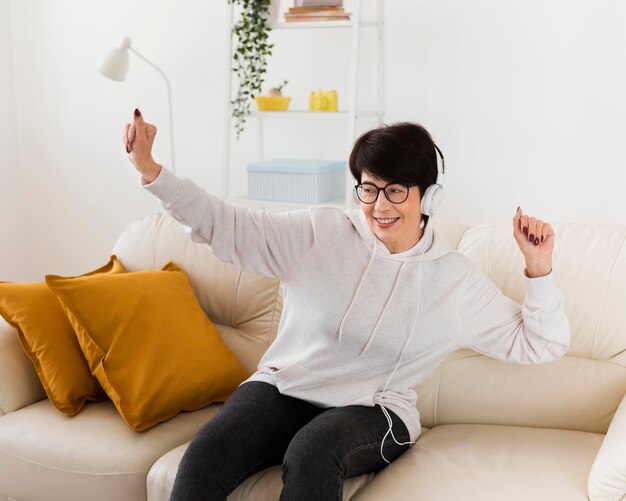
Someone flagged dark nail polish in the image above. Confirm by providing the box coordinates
[134,108,141,117]
[534,237,539,245]
[529,233,534,242]
[125,144,130,153]
[523,227,528,235]
[516,206,520,212]
[541,235,544,242]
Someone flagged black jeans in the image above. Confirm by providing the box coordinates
[170,381,411,500]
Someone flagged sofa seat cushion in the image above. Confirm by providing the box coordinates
[0,399,220,501]
[352,424,605,501]
[147,442,377,501]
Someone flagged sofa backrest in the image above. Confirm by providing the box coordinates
[114,212,626,434]
[417,221,626,435]
[112,212,282,375]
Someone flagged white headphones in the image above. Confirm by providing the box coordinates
[420,144,445,217]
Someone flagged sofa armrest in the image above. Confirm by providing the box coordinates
[588,392,626,501]
[0,317,46,415]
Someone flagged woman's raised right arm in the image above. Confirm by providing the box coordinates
[123,110,315,281]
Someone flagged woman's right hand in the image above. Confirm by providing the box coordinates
[123,108,162,183]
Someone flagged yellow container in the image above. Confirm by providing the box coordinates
[254,96,291,111]
[309,90,338,112]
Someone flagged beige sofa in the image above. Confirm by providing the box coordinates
[0,211,624,501]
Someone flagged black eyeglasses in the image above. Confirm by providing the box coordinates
[354,182,418,204]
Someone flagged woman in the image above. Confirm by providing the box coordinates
[124,109,569,500]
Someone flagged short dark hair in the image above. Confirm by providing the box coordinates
[349,122,439,198]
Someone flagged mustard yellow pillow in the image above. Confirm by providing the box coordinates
[0,256,124,415]
[45,261,249,431]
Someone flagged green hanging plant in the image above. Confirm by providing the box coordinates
[227,0,275,139]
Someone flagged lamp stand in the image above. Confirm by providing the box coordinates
[128,47,176,174]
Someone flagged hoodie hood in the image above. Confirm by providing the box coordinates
[338,208,454,355]
[347,208,452,261]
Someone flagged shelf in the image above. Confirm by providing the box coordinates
[271,20,379,30]
[248,110,381,120]
[224,0,385,207]
[226,196,349,212]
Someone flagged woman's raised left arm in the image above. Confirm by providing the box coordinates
[457,208,570,364]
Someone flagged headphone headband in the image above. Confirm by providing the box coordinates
[433,143,445,184]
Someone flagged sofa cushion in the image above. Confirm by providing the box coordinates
[588,393,626,501]
[0,316,46,414]
[0,399,220,501]
[352,424,605,501]
[0,256,124,415]
[147,441,377,501]
[112,212,283,376]
[426,222,626,435]
[45,260,250,431]
[430,218,469,249]
[415,350,626,436]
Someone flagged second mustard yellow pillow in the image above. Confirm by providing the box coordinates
[0,256,124,415]
[45,261,250,431]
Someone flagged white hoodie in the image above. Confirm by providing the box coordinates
[142,167,571,442]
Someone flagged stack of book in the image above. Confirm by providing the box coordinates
[284,1,351,22]
[295,0,343,6]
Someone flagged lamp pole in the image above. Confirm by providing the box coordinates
[127,47,176,174]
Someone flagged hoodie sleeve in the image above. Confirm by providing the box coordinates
[458,265,571,364]
[141,167,315,280]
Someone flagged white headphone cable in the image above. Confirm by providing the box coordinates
[378,215,431,463]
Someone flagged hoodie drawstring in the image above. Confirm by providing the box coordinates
[338,243,376,342]
[360,262,405,356]
[339,224,434,355]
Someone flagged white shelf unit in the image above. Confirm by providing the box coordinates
[223,0,385,211]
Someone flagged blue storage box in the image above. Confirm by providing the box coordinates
[247,159,346,204]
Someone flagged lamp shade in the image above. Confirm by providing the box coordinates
[96,37,131,81]
[96,35,176,174]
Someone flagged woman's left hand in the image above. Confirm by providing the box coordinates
[512,207,555,278]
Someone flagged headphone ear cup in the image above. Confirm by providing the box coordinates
[421,184,444,216]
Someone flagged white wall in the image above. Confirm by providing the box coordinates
[2,0,625,281]
[4,0,231,281]
[0,0,24,281]
[382,0,626,227]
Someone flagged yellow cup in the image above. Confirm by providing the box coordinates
[309,90,338,112]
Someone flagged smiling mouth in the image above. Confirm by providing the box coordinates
[374,217,400,227]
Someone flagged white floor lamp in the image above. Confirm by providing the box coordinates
[96,37,176,174]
